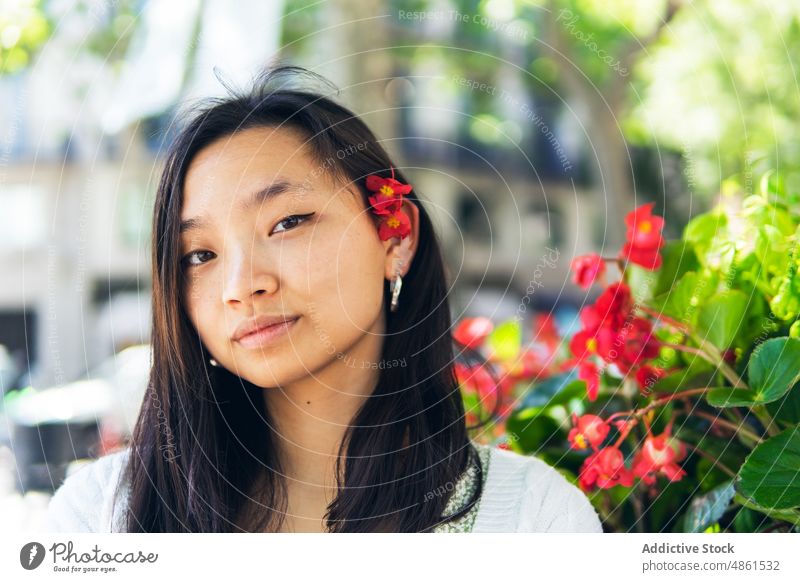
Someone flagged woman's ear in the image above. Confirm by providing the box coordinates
[383,198,420,280]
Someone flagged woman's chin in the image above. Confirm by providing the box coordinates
[231,356,314,389]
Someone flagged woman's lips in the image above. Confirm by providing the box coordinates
[235,316,299,349]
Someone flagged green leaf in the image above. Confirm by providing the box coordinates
[706,388,761,408]
[650,272,698,323]
[652,241,701,297]
[756,224,790,275]
[627,263,659,305]
[651,356,714,394]
[651,268,720,327]
[732,507,765,532]
[505,407,562,454]
[759,170,786,202]
[744,191,795,235]
[736,292,770,351]
[736,427,800,510]
[696,290,749,350]
[684,211,728,247]
[486,320,521,362]
[683,211,727,261]
[683,480,736,533]
[766,381,800,424]
[518,369,579,409]
[706,337,800,407]
[748,337,800,403]
[734,494,800,526]
[629,241,700,311]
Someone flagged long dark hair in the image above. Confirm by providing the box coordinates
[122,65,485,532]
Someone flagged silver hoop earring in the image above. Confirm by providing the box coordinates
[209,358,219,367]
[390,272,403,312]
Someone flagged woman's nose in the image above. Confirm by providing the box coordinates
[220,247,278,305]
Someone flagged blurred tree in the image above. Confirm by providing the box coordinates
[7,0,798,223]
[540,0,682,245]
[625,0,800,197]
[0,0,138,77]
[0,0,51,75]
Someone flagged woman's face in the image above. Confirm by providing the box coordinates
[179,126,416,388]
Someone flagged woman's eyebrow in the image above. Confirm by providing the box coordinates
[239,179,307,212]
[179,179,306,234]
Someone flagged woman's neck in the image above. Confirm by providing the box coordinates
[264,369,376,486]
[260,329,385,529]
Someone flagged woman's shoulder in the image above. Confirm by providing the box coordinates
[45,447,132,533]
[472,443,603,533]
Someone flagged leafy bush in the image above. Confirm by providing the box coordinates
[457,171,800,532]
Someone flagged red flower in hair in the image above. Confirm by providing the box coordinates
[377,209,411,240]
[365,174,413,197]
[366,167,413,241]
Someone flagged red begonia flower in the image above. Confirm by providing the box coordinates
[631,424,687,485]
[568,413,610,451]
[612,317,662,374]
[570,328,600,361]
[454,362,498,402]
[365,174,413,197]
[635,364,666,395]
[593,282,634,330]
[368,192,404,215]
[366,168,413,241]
[579,446,635,491]
[571,253,606,289]
[377,209,411,241]
[453,317,494,350]
[578,359,601,401]
[624,202,664,248]
[618,203,665,270]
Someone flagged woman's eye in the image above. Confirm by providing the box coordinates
[181,250,216,267]
[270,212,315,235]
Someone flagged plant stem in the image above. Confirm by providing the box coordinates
[735,494,800,527]
[687,331,747,388]
[684,409,763,446]
[751,405,782,438]
[726,406,746,424]
[613,382,639,446]
[637,303,746,390]
[684,442,737,478]
[637,304,691,333]
[761,522,791,533]
[599,256,625,276]
[664,342,747,389]
[608,387,714,432]
[629,482,646,533]
[639,387,710,412]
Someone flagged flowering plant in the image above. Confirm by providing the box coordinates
[455,172,800,532]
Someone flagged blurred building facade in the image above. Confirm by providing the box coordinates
[1,0,597,391]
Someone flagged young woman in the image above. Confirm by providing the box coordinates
[46,66,603,533]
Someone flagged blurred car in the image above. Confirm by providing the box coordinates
[2,344,151,492]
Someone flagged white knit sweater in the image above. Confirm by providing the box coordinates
[45,445,604,533]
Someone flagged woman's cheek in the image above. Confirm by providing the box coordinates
[339,255,385,327]
[183,282,217,342]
